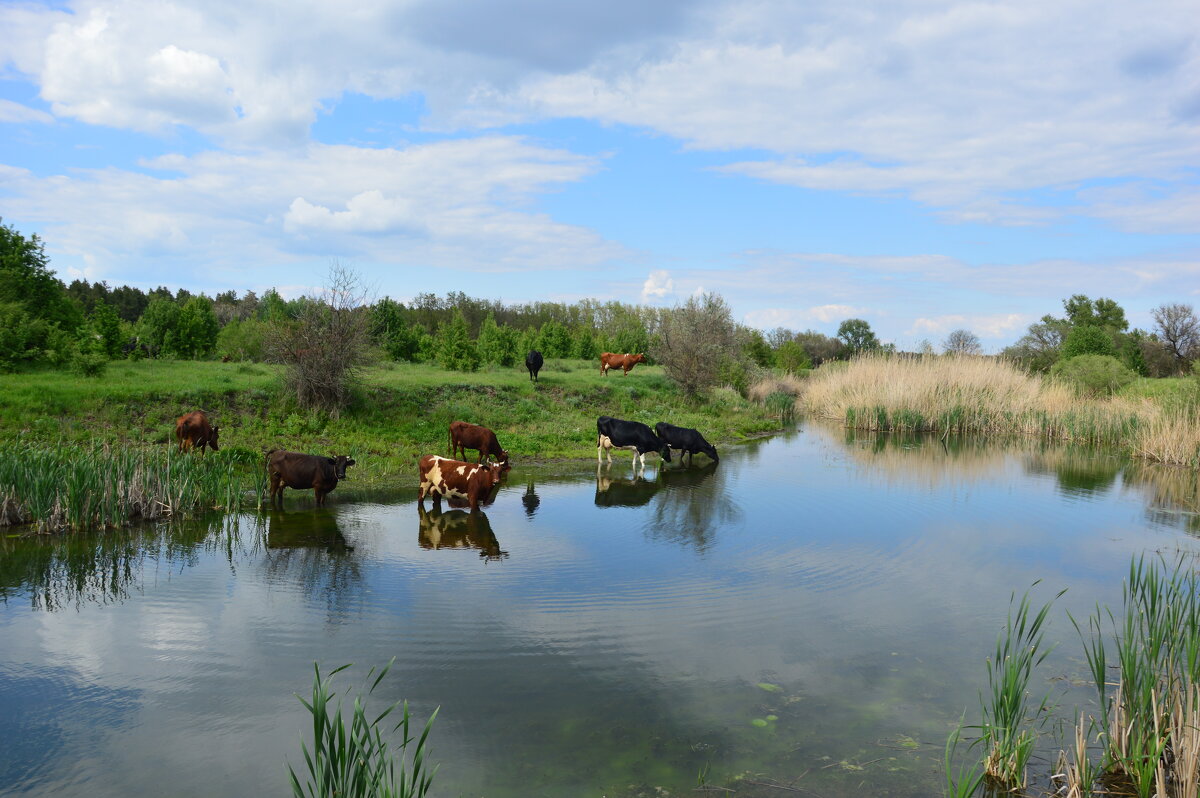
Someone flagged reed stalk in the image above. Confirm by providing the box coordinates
[287,660,437,798]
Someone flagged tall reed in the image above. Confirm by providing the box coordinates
[288,660,437,798]
[0,441,264,532]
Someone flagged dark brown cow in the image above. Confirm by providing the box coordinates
[418,455,503,512]
[267,450,356,508]
[600,352,646,376]
[175,411,219,453]
[449,420,510,466]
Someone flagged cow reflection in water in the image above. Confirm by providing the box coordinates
[651,460,739,551]
[521,481,540,518]
[594,463,662,508]
[264,508,362,607]
[417,505,507,561]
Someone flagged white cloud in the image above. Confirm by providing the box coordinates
[0,99,54,124]
[641,269,674,302]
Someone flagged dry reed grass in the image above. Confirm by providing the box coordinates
[747,374,806,403]
[793,355,1200,468]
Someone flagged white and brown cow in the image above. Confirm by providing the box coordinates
[417,455,504,512]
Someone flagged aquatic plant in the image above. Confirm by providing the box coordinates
[943,718,985,798]
[288,660,437,798]
[980,586,1062,787]
[0,441,264,532]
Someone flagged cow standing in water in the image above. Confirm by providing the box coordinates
[418,455,504,512]
[175,411,219,453]
[596,416,672,468]
[267,450,356,508]
[654,422,719,465]
[525,350,544,383]
[600,352,646,376]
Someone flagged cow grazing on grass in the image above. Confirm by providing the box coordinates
[597,416,671,468]
[600,352,646,376]
[526,350,544,383]
[267,450,356,508]
[449,421,510,466]
[418,455,504,512]
[654,422,719,464]
[176,411,219,453]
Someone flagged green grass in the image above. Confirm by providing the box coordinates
[0,358,779,491]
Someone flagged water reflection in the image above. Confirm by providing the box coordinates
[261,508,364,604]
[417,505,507,560]
[521,481,540,518]
[649,461,740,552]
[594,464,661,507]
[0,515,246,612]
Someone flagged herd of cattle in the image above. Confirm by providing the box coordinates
[173,350,719,514]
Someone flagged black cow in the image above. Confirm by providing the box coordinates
[525,350,544,383]
[267,450,356,508]
[655,422,719,464]
[597,416,671,468]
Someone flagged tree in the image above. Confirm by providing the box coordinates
[742,328,774,368]
[1122,330,1149,377]
[775,341,811,373]
[436,310,480,372]
[267,264,373,411]
[1060,325,1118,360]
[216,319,268,361]
[572,326,599,360]
[1050,354,1135,396]
[0,219,81,332]
[477,312,520,366]
[942,329,982,355]
[137,298,182,356]
[652,293,743,396]
[1061,294,1128,331]
[837,319,879,353]
[175,297,219,358]
[1004,316,1068,372]
[89,301,123,358]
[794,330,844,365]
[1152,303,1199,371]
[537,320,573,358]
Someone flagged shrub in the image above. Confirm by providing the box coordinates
[435,310,479,372]
[775,341,811,373]
[1050,354,1135,396]
[654,293,746,396]
[72,352,108,378]
[1060,325,1117,360]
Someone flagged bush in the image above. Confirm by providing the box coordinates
[72,352,108,378]
[1060,325,1117,360]
[1050,354,1135,396]
[654,293,747,396]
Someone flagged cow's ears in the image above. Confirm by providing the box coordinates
[346,458,356,466]
[327,457,337,465]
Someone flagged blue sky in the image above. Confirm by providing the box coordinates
[1,0,1198,350]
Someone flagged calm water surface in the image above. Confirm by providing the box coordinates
[2,423,1199,797]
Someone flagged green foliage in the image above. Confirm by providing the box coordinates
[572,326,599,360]
[476,312,519,366]
[836,318,879,353]
[261,288,293,322]
[436,311,479,372]
[175,297,220,358]
[536,320,573,358]
[137,298,182,355]
[1123,331,1149,377]
[288,660,437,798]
[655,293,746,396]
[742,328,773,368]
[370,299,423,362]
[1062,294,1129,331]
[89,302,124,358]
[0,301,46,371]
[217,319,269,361]
[0,219,81,332]
[1060,325,1118,360]
[775,341,811,373]
[72,351,108,378]
[1051,354,1136,396]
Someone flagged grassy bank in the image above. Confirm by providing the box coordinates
[793,356,1200,468]
[0,358,778,495]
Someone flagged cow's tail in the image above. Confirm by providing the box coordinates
[448,426,454,456]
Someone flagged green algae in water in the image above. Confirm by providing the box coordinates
[756,682,782,692]
[751,718,769,727]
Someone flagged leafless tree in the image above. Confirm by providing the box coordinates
[942,328,982,355]
[653,293,742,396]
[1152,303,1199,370]
[267,263,373,412]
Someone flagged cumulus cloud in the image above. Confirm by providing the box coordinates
[0,99,54,124]
[641,270,674,302]
[907,313,1028,339]
[0,136,623,285]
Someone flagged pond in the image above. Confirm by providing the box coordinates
[2,422,1199,797]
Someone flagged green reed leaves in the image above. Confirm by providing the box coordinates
[288,660,438,798]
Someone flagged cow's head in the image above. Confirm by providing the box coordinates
[659,442,673,463]
[208,425,220,451]
[486,461,505,486]
[497,450,512,470]
[704,443,719,463]
[631,353,646,364]
[329,455,356,479]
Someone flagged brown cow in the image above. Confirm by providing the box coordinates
[600,352,646,376]
[448,420,510,466]
[417,505,507,560]
[418,455,503,512]
[175,411,219,453]
[267,450,356,508]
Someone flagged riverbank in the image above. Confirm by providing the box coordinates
[0,359,779,491]
[795,355,1200,468]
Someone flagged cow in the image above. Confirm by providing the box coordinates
[526,350,544,383]
[595,467,661,508]
[417,505,507,561]
[175,411,219,453]
[448,420,510,467]
[418,455,504,512]
[654,422,719,465]
[267,450,356,508]
[600,352,647,377]
[597,416,671,468]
